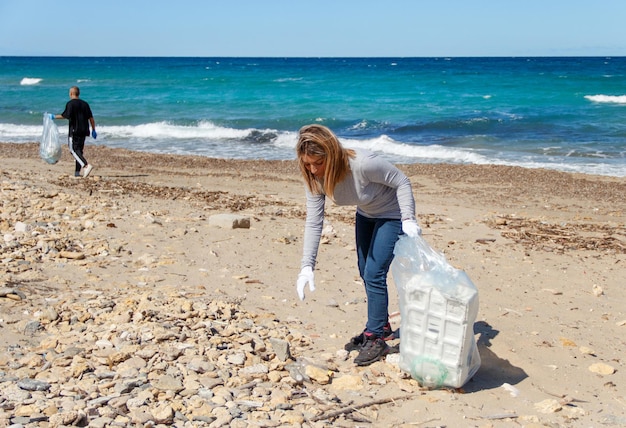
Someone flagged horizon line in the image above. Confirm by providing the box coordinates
[2,54,625,59]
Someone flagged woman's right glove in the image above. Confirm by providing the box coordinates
[296,266,315,300]
[402,219,422,238]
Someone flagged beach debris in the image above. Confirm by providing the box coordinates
[592,284,604,296]
[480,413,518,420]
[501,382,520,397]
[309,395,413,422]
[488,214,626,253]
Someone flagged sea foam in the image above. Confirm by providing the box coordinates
[585,94,626,104]
[20,77,42,85]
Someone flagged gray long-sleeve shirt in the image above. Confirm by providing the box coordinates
[300,149,416,269]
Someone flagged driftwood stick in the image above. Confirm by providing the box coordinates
[309,394,412,422]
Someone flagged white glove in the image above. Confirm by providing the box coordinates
[402,219,422,238]
[296,266,315,300]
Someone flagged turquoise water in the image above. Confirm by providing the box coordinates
[1,56,625,176]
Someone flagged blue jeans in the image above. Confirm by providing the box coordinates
[355,213,402,338]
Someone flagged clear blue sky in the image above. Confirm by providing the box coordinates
[1,0,625,57]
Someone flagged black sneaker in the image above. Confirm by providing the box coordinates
[345,323,396,352]
[354,335,389,366]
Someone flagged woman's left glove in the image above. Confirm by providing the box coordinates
[402,219,422,238]
[296,266,315,300]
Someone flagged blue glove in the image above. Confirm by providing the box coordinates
[48,114,55,120]
[92,130,97,139]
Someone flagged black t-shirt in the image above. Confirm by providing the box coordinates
[62,98,93,137]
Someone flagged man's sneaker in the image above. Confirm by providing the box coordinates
[83,164,94,177]
[345,323,396,352]
[354,334,389,366]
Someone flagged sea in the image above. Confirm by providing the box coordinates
[1,56,625,177]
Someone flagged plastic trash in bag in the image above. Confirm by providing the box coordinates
[40,113,62,164]
[391,235,481,389]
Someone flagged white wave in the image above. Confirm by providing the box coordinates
[106,121,254,140]
[347,120,373,131]
[340,134,490,164]
[0,121,281,143]
[0,123,46,139]
[274,77,303,83]
[273,131,298,149]
[485,158,626,178]
[20,77,42,85]
[2,122,624,177]
[584,94,626,104]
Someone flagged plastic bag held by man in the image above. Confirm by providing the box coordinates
[391,234,481,389]
[40,113,62,164]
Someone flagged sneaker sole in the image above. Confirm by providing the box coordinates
[355,348,389,366]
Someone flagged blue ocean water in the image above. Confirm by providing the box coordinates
[1,56,625,177]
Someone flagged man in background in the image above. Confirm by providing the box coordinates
[51,86,96,177]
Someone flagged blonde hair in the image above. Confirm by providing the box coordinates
[296,124,355,198]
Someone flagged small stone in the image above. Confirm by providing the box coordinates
[153,375,184,392]
[24,321,43,335]
[589,362,615,375]
[269,338,291,362]
[59,251,85,260]
[227,352,246,366]
[208,214,251,229]
[17,379,50,392]
[304,364,332,385]
[330,374,363,391]
[535,399,562,413]
[239,363,269,378]
[151,403,175,424]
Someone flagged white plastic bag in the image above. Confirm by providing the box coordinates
[40,113,62,164]
[391,235,481,389]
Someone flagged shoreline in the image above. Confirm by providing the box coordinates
[4,142,625,220]
[4,140,626,183]
[1,141,625,426]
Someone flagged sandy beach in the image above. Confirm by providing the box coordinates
[1,142,625,427]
